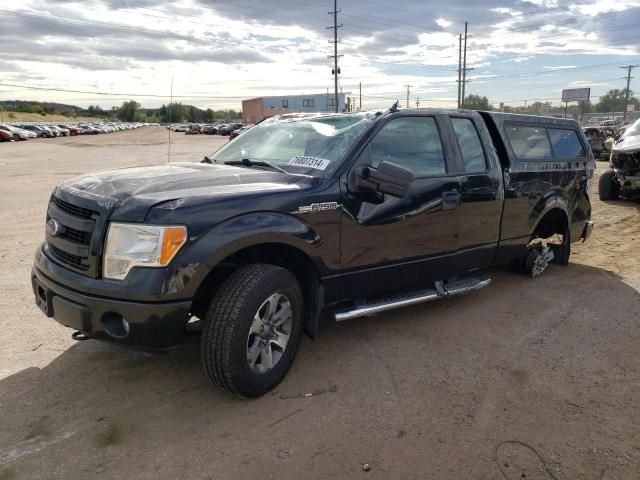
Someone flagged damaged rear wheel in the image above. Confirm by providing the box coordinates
[520,232,570,278]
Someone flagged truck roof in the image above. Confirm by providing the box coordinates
[268,109,580,130]
[480,111,581,129]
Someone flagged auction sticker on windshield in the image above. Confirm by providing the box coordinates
[288,156,331,170]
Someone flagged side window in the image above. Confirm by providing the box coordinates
[451,118,488,172]
[369,117,446,177]
[547,128,585,158]
[506,125,553,160]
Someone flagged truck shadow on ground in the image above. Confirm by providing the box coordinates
[1,263,638,479]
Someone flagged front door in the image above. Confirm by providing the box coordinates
[330,114,462,302]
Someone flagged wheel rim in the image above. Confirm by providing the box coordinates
[531,245,555,277]
[246,293,293,374]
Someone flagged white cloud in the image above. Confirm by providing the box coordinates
[0,0,639,110]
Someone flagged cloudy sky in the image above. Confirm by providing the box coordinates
[1,0,640,110]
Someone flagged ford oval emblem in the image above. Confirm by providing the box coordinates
[46,219,62,237]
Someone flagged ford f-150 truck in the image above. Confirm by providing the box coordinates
[32,107,594,397]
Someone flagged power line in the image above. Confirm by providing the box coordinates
[0,82,249,99]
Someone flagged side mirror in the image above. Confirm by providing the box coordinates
[354,161,414,198]
[201,155,214,164]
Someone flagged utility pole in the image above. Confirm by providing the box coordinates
[359,81,362,111]
[327,0,343,113]
[167,75,173,163]
[461,22,469,108]
[415,97,420,108]
[457,34,462,108]
[621,65,638,122]
[405,84,412,108]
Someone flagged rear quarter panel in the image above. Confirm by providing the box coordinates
[482,113,593,262]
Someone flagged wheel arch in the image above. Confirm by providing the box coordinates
[192,241,324,339]
[530,206,569,241]
[529,192,570,241]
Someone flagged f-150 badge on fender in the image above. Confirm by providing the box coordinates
[298,202,340,214]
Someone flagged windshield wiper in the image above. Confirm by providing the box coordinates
[224,158,288,175]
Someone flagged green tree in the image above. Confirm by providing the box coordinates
[187,105,201,122]
[463,95,492,110]
[87,105,106,117]
[117,100,141,122]
[596,89,640,113]
[163,103,187,123]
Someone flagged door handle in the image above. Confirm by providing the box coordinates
[441,190,460,210]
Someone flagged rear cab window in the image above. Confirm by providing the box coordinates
[505,125,553,160]
[505,123,586,161]
[547,129,585,158]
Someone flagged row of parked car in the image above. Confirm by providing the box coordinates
[0,122,146,142]
[169,122,253,138]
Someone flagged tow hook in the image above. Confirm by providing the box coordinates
[71,331,90,341]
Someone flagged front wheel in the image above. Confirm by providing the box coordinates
[201,264,303,397]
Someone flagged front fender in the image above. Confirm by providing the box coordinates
[161,212,329,297]
[200,212,324,269]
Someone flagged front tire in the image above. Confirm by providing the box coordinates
[598,169,619,201]
[201,264,303,397]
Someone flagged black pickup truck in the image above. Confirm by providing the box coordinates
[32,108,594,397]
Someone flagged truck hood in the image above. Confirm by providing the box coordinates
[56,162,304,221]
[612,134,640,154]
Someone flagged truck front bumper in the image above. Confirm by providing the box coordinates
[32,266,192,350]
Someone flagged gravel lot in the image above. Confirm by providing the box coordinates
[1,126,639,479]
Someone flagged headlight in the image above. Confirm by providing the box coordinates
[103,223,187,280]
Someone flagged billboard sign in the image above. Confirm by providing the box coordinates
[628,104,635,112]
[561,88,591,103]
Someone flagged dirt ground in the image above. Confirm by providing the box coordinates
[0,127,639,480]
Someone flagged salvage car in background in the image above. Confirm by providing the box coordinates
[0,124,36,140]
[584,126,616,160]
[17,124,51,138]
[218,122,244,135]
[59,124,82,136]
[599,118,640,201]
[0,129,15,142]
[229,124,253,140]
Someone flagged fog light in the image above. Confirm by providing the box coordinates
[102,312,130,338]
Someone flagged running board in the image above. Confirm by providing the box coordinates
[334,276,492,322]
